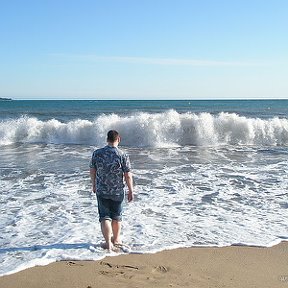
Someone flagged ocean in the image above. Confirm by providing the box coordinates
[0,99,288,276]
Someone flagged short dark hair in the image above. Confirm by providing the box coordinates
[107,130,120,142]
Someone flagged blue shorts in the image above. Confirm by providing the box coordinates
[97,196,123,222]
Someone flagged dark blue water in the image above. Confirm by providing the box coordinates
[1,100,287,121]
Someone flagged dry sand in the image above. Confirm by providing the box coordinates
[1,242,288,288]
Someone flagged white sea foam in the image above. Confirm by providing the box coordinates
[0,111,288,147]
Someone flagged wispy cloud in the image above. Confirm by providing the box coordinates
[50,54,266,67]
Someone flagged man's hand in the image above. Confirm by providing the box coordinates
[128,191,133,202]
[92,184,96,193]
[124,172,134,202]
[90,168,96,194]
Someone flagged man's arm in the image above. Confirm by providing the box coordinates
[124,171,133,202]
[90,168,96,193]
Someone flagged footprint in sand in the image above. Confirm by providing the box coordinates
[154,265,169,273]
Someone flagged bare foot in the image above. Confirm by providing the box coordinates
[111,236,122,246]
[100,242,120,253]
[100,242,112,250]
[113,243,131,253]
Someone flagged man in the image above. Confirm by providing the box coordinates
[90,130,133,251]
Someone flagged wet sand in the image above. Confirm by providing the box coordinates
[1,242,288,288]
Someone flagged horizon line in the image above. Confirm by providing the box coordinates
[7,97,288,101]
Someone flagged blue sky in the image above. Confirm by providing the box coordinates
[0,0,287,100]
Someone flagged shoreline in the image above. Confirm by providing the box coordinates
[1,241,287,288]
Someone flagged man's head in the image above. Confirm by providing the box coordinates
[107,130,120,144]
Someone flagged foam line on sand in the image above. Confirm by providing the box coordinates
[0,242,288,288]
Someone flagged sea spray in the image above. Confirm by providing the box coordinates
[1,111,288,147]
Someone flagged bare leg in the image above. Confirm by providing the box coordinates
[101,220,113,251]
[112,220,122,244]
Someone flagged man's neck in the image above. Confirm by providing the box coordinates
[107,142,118,148]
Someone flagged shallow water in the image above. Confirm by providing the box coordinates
[1,143,287,276]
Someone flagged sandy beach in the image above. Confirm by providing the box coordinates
[1,241,287,288]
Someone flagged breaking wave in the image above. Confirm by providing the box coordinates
[1,110,288,147]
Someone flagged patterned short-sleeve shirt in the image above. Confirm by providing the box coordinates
[90,145,131,201]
